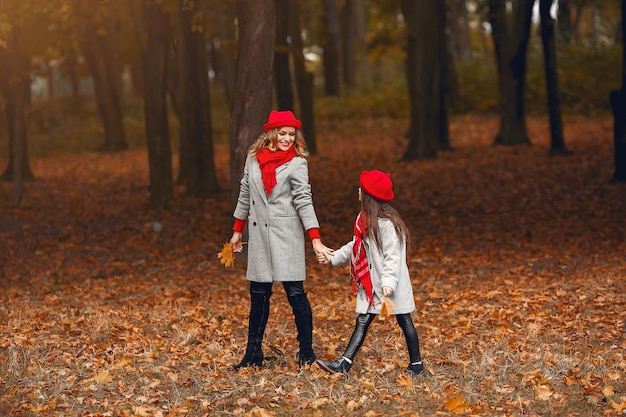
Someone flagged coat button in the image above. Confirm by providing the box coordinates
[253,221,257,226]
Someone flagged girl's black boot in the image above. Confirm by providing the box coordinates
[396,313,424,376]
[316,313,376,373]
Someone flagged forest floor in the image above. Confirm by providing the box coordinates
[1,115,625,416]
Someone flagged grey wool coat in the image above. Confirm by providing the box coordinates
[330,218,416,315]
[233,154,320,283]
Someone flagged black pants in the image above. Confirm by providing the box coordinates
[242,281,314,363]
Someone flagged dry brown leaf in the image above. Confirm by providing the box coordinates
[396,373,414,389]
[610,398,626,412]
[217,242,235,267]
[444,395,470,414]
[379,296,396,319]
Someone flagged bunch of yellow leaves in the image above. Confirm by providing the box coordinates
[217,243,235,267]
[379,296,396,319]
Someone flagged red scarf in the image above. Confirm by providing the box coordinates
[351,212,374,305]
[256,146,297,195]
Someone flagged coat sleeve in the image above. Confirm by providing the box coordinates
[330,239,354,266]
[379,220,403,292]
[289,157,320,231]
[233,156,251,220]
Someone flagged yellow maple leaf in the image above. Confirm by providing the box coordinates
[217,243,235,267]
[93,369,113,384]
[444,395,470,414]
[379,296,396,319]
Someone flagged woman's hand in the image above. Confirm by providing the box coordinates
[382,286,394,297]
[230,231,244,253]
[312,238,333,264]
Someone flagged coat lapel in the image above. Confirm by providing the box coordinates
[251,158,269,204]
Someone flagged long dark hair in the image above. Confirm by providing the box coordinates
[360,191,411,256]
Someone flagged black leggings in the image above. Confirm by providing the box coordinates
[250,280,305,297]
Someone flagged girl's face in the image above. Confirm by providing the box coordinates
[275,127,296,151]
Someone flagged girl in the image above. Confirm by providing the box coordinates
[316,170,424,376]
[230,110,333,369]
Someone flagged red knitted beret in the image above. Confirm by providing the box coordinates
[263,110,302,131]
[359,170,394,202]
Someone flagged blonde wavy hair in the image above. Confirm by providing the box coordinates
[248,128,309,157]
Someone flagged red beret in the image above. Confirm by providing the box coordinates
[359,170,394,202]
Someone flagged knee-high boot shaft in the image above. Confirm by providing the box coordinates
[234,284,272,369]
[396,313,422,364]
[343,313,377,360]
[287,292,316,365]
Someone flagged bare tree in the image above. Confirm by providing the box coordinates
[74,1,128,152]
[322,0,341,96]
[489,0,534,146]
[274,0,295,110]
[0,24,34,206]
[539,0,570,155]
[143,1,173,209]
[290,0,317,154]
[229,0,275,206]
[401,0,447,160]
[177,0,220,196]
[610,0,626,182]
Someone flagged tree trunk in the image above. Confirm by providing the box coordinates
[322,0,342,96]
[557,0,574,43]
[78,2,128,152]
[229,0,275,208]
[401,0,444,160]
[290,0,316,154]
[274,0,294,110]
[143,1,173,209]
[0,26,34,188]
[212,2,237,107]
[343,0,356,89]
[539,0,570,156]
[609,0,626,182]
[489,0,533,146]
[178,0,220,196]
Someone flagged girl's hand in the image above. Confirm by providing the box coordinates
[382,286,394,297]
[230,231,244,253]
[312,238,333,264]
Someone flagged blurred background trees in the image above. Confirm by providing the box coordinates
[0,0,623,208]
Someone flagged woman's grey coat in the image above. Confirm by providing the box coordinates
[330,218,416,315]
[233,155,319,283]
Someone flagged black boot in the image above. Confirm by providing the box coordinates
[316,313,376,374]
[396,313,424,376]
[316,357,352,373]
[287,292,316,366]
[233,284,272,370]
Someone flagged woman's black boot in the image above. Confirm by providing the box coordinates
[396,313,424,376]
[288,292,316,366]
[316,313,376,374]
[233,286,271,370]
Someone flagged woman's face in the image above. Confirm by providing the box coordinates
[275,127,296,151]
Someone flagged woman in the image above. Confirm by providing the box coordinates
[230,110,333,369]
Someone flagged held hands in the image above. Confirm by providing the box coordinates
[312,238,333,264]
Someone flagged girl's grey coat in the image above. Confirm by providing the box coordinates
[233,155,319,283]
[330,218,416,315]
